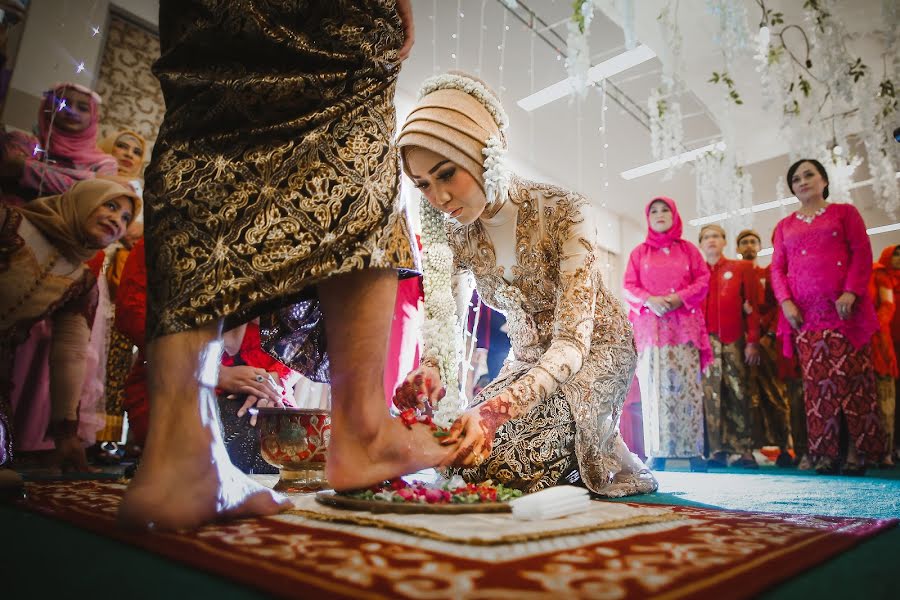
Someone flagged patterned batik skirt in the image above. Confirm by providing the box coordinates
[144,0,417,375]
[637,344,705,459]
[451,372,578,495]
[795,329,885,462]
[452,345,655,498]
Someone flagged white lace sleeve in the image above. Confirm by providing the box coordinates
[496,203,598,418]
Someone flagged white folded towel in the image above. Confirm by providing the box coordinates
[509,485,592,521]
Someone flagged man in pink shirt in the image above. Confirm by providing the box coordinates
[698,224,760,468]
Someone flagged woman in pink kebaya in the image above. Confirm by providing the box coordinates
[624,197,711,472]
[771,158,885,475]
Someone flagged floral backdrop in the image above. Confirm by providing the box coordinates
[95,14,163,147]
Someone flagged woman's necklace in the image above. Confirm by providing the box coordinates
[795,205,827,224]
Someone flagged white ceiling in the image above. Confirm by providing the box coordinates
[397,0,900,252]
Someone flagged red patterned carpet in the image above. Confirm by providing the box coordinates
[16,480,897,599]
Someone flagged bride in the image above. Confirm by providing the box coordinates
[395,72,656,497]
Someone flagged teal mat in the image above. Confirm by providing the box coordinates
[616,468,900,520]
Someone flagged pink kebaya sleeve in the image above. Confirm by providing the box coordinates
[770,220,791,305]
[623,246,650,310]
[842,205,873,298]
[674,242,710,309]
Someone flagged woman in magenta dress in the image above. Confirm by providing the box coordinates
[623,197,711,472]
[0,82,117,201]
[771,158,885,475]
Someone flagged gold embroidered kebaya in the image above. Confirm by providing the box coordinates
[439,176,656,497]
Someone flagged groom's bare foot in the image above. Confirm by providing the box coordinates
[119,435,292,531]
[326,418,456,491]
[118,327,293,532]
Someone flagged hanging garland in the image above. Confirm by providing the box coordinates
[648,87,683,165]
[695,149,754,239]
[566,0,594,97]
[419,201,465,430]
[706,0,750,106]
[753,0,896,209]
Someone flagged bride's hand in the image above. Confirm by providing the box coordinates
[440,393,513,467]
[393,363,443,412]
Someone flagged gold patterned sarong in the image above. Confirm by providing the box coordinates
[144,1,417,366]
[702,335,754,455]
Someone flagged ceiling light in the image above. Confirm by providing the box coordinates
[688,197,798,226]
[517,45,656,112]
[867,222,900,235]
[620,142,725,180]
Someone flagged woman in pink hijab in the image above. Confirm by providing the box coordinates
[624,197,711,472]
[0,82,118,201]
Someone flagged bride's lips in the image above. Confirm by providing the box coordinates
[450,207,463,218]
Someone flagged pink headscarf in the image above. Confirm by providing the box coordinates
[38,82,110,166]
[643,196,684,249]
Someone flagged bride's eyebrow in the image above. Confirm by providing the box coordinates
[410,159,451,179]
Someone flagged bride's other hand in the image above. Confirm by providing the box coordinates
[393,363,443,412]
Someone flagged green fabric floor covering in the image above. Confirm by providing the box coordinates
[3,467,898,599]
[625,465,900,519]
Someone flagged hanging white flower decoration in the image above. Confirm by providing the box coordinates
[565,1,593,97]
[648,87,683,167]
[419,200,465,429]
[483,135,511,206]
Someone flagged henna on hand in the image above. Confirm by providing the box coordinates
[476,395,513,454]
[392,379,420,411]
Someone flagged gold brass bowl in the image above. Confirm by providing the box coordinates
[256,407,331,493]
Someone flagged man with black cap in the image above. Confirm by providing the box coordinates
[736,229,799,467]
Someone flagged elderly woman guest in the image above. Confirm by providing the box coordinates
[0,179,139,477]
[771,158,884,475]
[395,72,656,497]
[0,82,118,200]
[623,197,711,472]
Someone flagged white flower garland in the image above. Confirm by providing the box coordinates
[419,200,465,429]
[565,1,593,97]
[657,0,684,93]
[821,146,862,205]
[648,87,683,165]
[858,73,899,216]
[483,135,510,205]
[416,73,516,428]
[695,149,754,239]
[705,0,750,70]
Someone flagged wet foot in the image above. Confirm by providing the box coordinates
[326,418,456,491]
[119,442,292,531]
